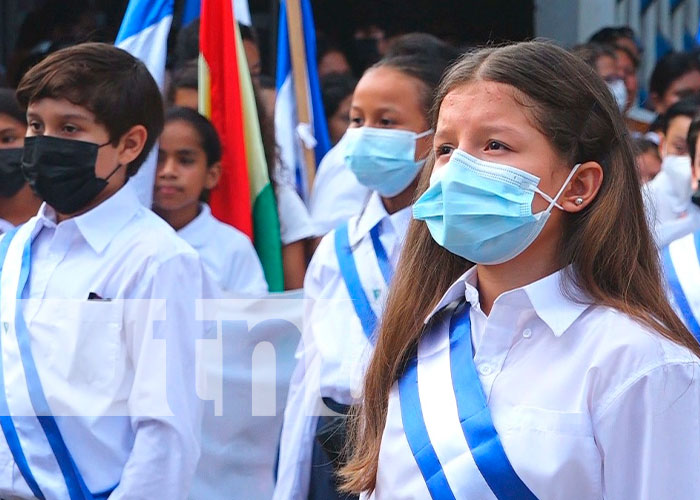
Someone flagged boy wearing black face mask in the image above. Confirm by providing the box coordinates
[0,89,40,233]
[0,43,204,499]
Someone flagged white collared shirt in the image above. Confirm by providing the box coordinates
[368,267,700,500]
[274,192,411,500]
[308,136,371,236]
[0,219,13,235]
[177,203,268,296]
[0,182,203,499]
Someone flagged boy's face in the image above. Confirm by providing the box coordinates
[26,97,128,210]
[661,115,692,158]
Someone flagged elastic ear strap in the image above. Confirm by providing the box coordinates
[415,129,434,139]
[538,163,582,211]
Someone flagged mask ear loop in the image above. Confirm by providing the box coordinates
[414,129,435,165]
[97,139,124,182]
[534,163,582,212]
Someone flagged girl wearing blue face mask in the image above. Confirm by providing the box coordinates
[340,41,700,500]
[274,53,456,500]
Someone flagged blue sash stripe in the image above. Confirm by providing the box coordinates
[398,357,456,500]
[334,222,393,341]
[449,306,538,500]
[662,245,700,338]
[12,235,96,500]
[369,225,392,284]
[0,228,46,500]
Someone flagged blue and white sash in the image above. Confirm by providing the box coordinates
[398,303,538,500]
[334,221,393,340]
[662,231,700,339]
[0,220,115,499]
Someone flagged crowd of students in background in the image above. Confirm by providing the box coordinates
[1,12,700,500]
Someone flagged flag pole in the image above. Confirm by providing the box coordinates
[284,0,316,190]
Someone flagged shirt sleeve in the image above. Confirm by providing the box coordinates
[594,361,700,500]
[109,252,204,500]
[225,235,269,296]
[272,239,330,500]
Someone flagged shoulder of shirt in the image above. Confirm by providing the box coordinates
[205,215,255,249]
[580,305,700,416]
[116,206,200,264]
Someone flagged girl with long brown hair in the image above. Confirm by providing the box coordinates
[274,51,455,500]
[341,41,700,500]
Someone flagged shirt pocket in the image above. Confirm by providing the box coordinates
[35,299,124,389]
[498,406,602,500]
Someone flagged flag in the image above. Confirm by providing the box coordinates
[115,0,174,207]
[200,0,284,291]
[182,0,251,27]
[274,0,331,202]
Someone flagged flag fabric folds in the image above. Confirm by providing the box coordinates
[115,0,174,207]
[274,0,331,202]
[200,0,284,291]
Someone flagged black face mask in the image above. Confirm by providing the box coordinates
[21,135,122,214]
[0,148,25,198]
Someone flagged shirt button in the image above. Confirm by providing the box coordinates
[478,364,493,376]
[523,328,532,339]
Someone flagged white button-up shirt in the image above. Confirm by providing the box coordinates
[177,203,268,296]
[309,137,371,236]
[0,219,13,236]
[274,192,411,500]
[368,267,700,500]
[0,182,203,499]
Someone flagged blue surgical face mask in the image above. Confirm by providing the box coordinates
[343,126,433,197]
[413,149,581,264]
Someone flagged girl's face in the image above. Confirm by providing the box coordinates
[0,113,26,149]
[434,80,573,252]
[153,120,220,212]
[349,66,432,161]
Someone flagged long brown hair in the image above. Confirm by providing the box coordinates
[340,40,700,494]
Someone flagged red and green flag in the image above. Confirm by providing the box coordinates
[199,0,284,291]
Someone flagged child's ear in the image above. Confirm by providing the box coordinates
[117,125,148,166]
[205,161,222,190]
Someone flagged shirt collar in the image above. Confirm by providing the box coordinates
[38,181,142,254]
[425,266,591,337]
[348,191,412,246]
[177,203,213,249]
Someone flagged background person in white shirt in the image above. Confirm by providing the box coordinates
[4,43,204,499]
[274,51,456,500]
[153,106,268,296]
[0,89,40,233]
[340,41,700,500]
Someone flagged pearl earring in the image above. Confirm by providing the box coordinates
[574,197,584,206]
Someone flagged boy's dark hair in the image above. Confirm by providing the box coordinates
[239,23,259,46]
[165,107,221,166]
[570,42,617,71]
[167,59,198,104]
[0,88,26,124]
[662,95,700,134]
[650,51,700,99]
[687,112,700,164]
[589,26,636,46]
[16,42,164,178]
[385,33,461,66]
[321,72,357,120]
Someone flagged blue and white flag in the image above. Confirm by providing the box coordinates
[274,0,331,203]
[182,0,252,27]
[115,0,174,207]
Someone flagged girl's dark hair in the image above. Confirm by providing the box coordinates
[341,40,700,495]
[650,51,700,98]
[0,89,26,124]
[165,106,221,166]
[321,72,358,119]
[167,59,198,104]
[371,53,454,117]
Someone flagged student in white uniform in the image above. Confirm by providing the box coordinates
[1,43,203,499]
[340,41,700,500]
[153,106,268,296]
[274,52,455,500]
[0,89,41,234]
